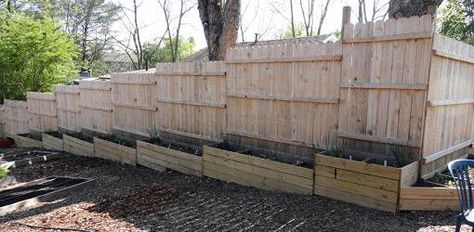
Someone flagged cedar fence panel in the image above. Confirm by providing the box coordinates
[4,100,29,135]
[337,16,433,162]
[421,34,474,177]
[112,71,157,138]
[79,79,113,135]
[0,105,5,137]
[225,42,342,154]
[27,92,57,133]
[153,62,226,142]
[54,85,81,132]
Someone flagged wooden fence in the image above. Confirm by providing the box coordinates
[421,34,474,177]
[154,62,226,142]
[1,15,473,184]
[3,100,29,135]
[337,16,433,162]
[112,71,157,138]
[54,85,81,132]
[27,92,57,133]
[79,79,113,135]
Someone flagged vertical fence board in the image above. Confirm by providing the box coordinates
[337,16,433,161]
[153,62,226,142]
[27,92,57,133]
[112,71,156,137]
[79,79,113,135]
[54,85,81,132]
[4,100,29,135]
[421,34,474,177]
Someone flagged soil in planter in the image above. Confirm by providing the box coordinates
[212,141,311,169]
[145,138,202,156]
[64,132,93,143]
[99,135,136,149]
[320,147,413,168]
[18,133,42,141]
[45,131,63,139]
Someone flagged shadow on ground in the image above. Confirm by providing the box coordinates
[0,151,464,231]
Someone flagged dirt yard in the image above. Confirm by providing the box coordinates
[0,149,468,232]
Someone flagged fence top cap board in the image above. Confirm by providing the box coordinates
[3,99,28,108]
[79,79,111,89]
[53,84,80,93]
[155,61,225,76]
[433,33,474,60]
[343,15,433,41]
[26,92,55,100]
[111,71,156,84]
[225,42,342,62]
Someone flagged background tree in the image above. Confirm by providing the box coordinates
[158,0,196,62]
[439,0,474,44]
[0,15,77,101]
[197,0,240,61]
[388,0,444,18]
[143,37,195,64]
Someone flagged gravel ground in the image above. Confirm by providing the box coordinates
[0,149,468,232]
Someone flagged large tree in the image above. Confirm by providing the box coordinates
[439,0,474,44]
[388,0,444,18]
[197,0,240,61]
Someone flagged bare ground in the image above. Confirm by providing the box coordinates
[0,150,469,232]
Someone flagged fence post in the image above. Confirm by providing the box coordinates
[341,6,351,39]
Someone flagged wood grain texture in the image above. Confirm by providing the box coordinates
[63,134,94,157]
[94,138,136,166]
[27,92,57,133]
[54,85,81,132]
[203,145,314,195]
[137,140,201,176]
[42,133,63,151]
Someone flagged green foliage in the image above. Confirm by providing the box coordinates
[0,167,8,179]
[325,146,345,158]
[439,0,474,44]
[279,24,304,39]
[144,37,195,64]
[0,15,77,101]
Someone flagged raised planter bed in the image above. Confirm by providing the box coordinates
[203,143,314,195]
[10,134,43,148]
[94,136,136,166]
[399,169,460,211]
[42,132,63,151]
[63,133,94,157]
[136,138,202,176]
[0,150,61,169]
[0,176,93,216]
[314,152,419,212]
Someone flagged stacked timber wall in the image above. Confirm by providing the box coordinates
[54,85,81,132]
[27,92,57,133]
[112,71,157,138]
[79,79,113,135]
[421,34,474,177]
[154,62,226,142]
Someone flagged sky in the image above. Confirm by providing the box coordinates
[109,0,390,50]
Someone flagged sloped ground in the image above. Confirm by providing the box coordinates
[0,150,466,231]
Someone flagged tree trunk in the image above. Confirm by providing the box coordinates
[388,0,444,19]
[197,0,240,61]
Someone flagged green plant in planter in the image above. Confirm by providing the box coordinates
[0,167,8,179]
[147,127,160,140]
[326,146,345,158]
[392,145,411,167]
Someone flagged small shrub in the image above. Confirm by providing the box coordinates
[0,167,8,179]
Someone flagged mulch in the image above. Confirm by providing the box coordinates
[0,149,468,231]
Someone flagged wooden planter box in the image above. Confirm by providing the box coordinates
[314,154,419,212]
[136,140,201,175]
[94,138,136,166]
[399,186,459,211]
[10,134,43,148]
[203,145,314,195]
[42,133,63,151]
[63,134,94,157]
